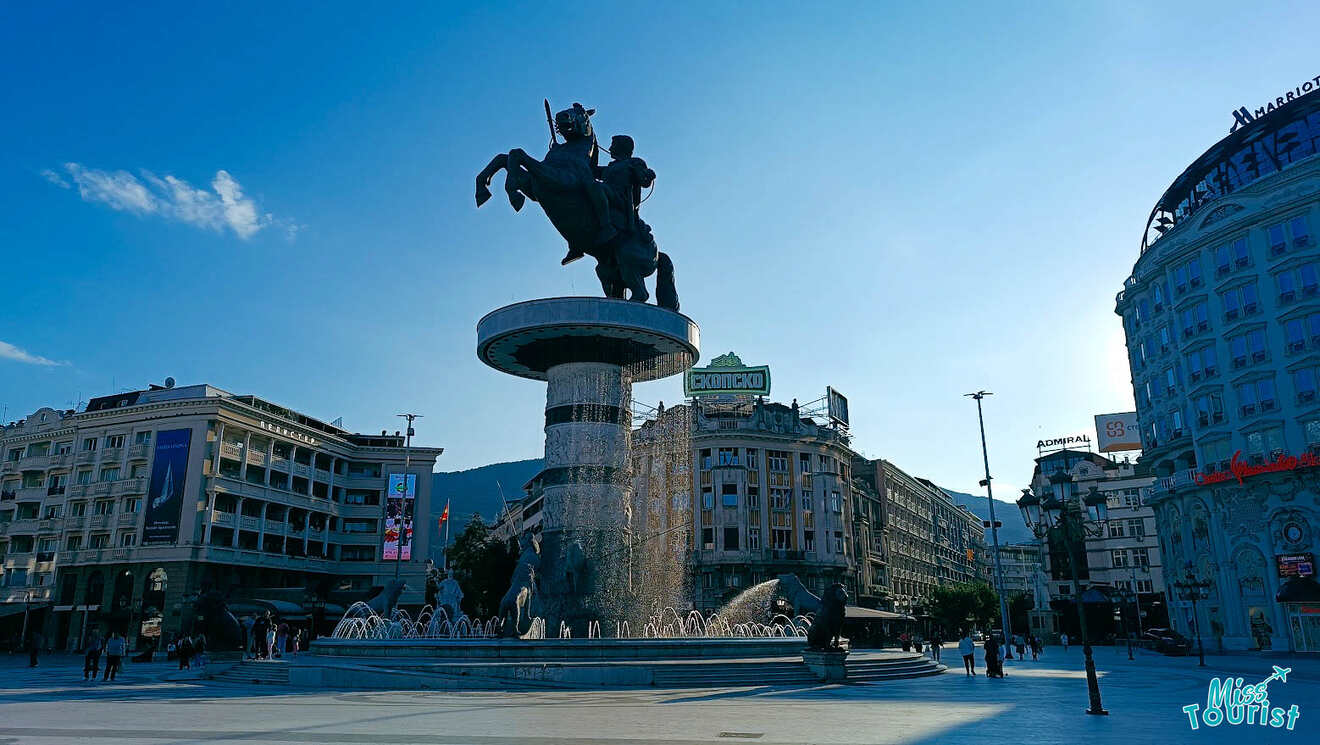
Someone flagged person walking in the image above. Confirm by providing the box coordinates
[26,631,42,668]
[103,633,125,681]
[193,634,207,668]
[1015,634,1026,660]
[83,633,102,681]
[930,630,943,663]
[1060,632,1070,651]
[265,616,277,660]
[289,629,301,659]
[1031,635,1042,661]
[176,635,193,670]
[275,621,289,659]
[958,630,975,676]
[252,613,269,660]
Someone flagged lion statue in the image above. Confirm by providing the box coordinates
[498,533,541,638]
[366,579,407,617]
[192,588,245,651]
[806,583,849,650]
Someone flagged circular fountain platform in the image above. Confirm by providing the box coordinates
[476,297,700,381]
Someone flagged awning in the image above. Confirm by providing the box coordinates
[1277,577,1320,603]
[226,598,311,620]
[845,606,914,621]
[0,602,50,619]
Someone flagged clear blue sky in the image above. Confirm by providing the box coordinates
[3,1,1318,500]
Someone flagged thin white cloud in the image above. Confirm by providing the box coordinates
[50,163,293,240]
[40,168,70,189]
[0,341,66,367]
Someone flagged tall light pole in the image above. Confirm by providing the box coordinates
[394,413,422,580]
[966,391,1013,657]
[1173,563,1211,667]
[20,590,32,642]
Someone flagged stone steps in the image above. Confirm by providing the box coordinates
[648,654,944,687]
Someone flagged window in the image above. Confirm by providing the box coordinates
[1229,328,1267,367]
[1174,256,1203,292]
[1245,427,1286,462]
[1237,378,1277,415]
[1137,579,1155,594]
[68,501,87,517]
[94,501,113,515]
[1286,318,1308,352]
[723,527,739,551]
[804,530,816,552]
[54,441,72,455]
[699,449,711,470]
[701,490,714,510]
[105,434,125,449]
[770,488,790,510]
[1127,518,1145,537]
[129,463,146,478]
[1292,216,1311,247]
[771,529,791,550]
[1269,223,1288,254]
[1112,549,1128,568]
[1221,281,1259,319]
[747,526,761,550]
[99,467,119,482]
[89,534,110,548]
[1193,392,1225,425]
[745,449,758,469]
[1201,439,1232,470]
[1294,367,1319,403]
[1185,346,1218,380]
[1108,521,1126,538]
[123,498,140,513]
[720,483,738,508]
[1180,302,1209,336]
[134,431,151,445]
[701,527,714,550]
[82,437,97,452]
[1132,548,1150,567]
[829,492,842,513]
[717,448,738,466]
[44,505,62,520]
[746,486,760,508]
[65,535,82,551]
[1164,366,1179,393]
[340,546,375,561]
[767,452,789,472]
[799,453,811,473]
[119,532,137,547]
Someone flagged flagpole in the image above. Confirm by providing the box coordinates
[443,499,451,572]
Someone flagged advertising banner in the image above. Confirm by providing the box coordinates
[383,473,416,560]
[143,428,192,544]
[1094,412,1141,452]
[1277,553,1315,578]
[826,386,850,427]
[683,352,771,397]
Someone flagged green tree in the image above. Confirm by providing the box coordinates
[927,582,1000,634]
[447,513,516,618]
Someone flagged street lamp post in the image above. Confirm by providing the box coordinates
[20,591,32,642]
[1173,564,1211,667]
[394,413,422,581]
[1018,471,1111,716]
[1115,586,1135,660]
[965,391,1014,659]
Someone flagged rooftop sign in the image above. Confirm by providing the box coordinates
[683,352,770,398]
[1229,74,1320,133]
[1037,434,1091,450]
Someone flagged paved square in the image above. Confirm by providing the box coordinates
[0,646,1312,744]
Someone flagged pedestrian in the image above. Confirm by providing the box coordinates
[26,631,42,668]
[1015,634,1026,660]
[177,635,194,670]
[984,633,1004,678]
[289,629,301,659]
[252,613,269,660]
[930,630,943,663]
[1031,635,1042,661]
[275,621,289,659]
[958,630,975,676]
[266,616,278,659]
[1061,632,1070,651]
[193,634,207,668]
[243,615,256,659]
[83,633,102,681]
[103,632,125,681]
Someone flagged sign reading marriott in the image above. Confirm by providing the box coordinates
[683,351,771,397]
[1229,73,1320,132]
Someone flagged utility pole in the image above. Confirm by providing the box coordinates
[966,391,1014,657]
[395,413,422,580]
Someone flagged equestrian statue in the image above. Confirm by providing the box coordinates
[476,101,679,310]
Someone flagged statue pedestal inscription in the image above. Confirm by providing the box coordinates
[477,297,699,634]
[802,648,849,683]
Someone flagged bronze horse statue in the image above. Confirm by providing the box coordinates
[476,103,679,310]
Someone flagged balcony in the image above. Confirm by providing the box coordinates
[128,444,150,460]
[210,510,236,528]
[48,453,72,468]
[18,453,49,469]
[100,447,124,463]
[88,515,113,530]
[239,516,261,531]
[64,516,87,531]
[35,551,56,563]
[292,463,312,478]
[246,449,267,466]
[220,442,243,460]
[46,485,66,497]
[0,489,15,501]
[117,512,138,526]
[113,477,147,495]
[75,450,96,464]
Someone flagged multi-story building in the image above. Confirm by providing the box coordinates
[995,541,1046,599]
[1115,87,1320,651]
[1026,449,1164,637]
[0,383,441,650]
[852,459,981,615]
[631,396,856,614]
[848,475,888,610]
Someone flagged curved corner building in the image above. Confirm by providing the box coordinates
[1115,92,1320,652]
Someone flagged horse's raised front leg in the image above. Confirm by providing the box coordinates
[476,153,508,207]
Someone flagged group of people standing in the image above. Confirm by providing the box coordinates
[165,633,208,670]
[244,612,302,660]
[81,632,127,681]
[954,630,1047,678]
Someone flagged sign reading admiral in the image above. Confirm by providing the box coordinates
[1229,74,1320,133]
[1037,434,1091,449]
[683,352,770,397]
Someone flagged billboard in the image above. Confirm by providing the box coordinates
[383,473,416,560]
[143,428,192,544]
[683,352,771,397]
[1278,553,1315,578]
[1095,412,1141,452]
[826,386,850,427]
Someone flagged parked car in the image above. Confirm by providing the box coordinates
[1142,628,1193,655]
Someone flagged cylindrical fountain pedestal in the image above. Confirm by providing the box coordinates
[477,297,699,635]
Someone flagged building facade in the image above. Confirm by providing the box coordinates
[0,383,441,650]
[631,396,857,614]
[1027,449,1164,638]
[1116,90,1320,652]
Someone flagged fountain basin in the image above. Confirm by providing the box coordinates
[310,636,807,660]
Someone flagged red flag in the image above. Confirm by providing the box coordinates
[439,500,450,530]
